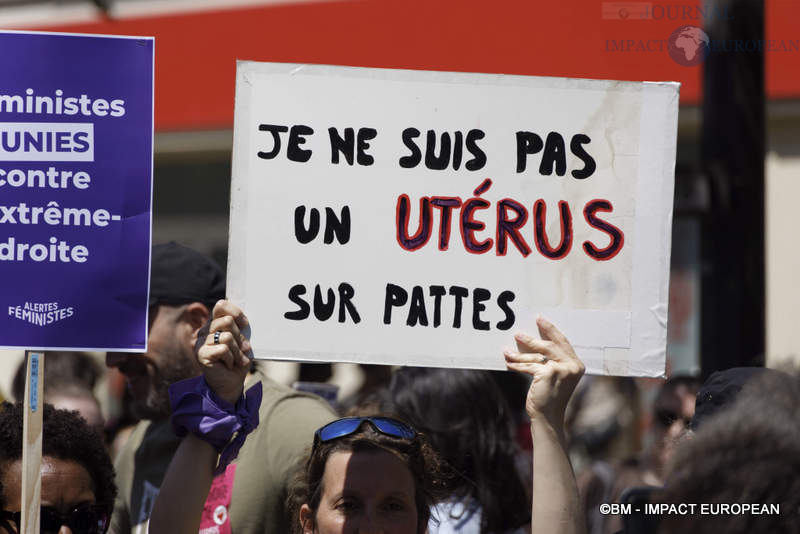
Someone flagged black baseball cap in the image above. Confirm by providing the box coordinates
[148,242,226,310]
[690,367,782,431]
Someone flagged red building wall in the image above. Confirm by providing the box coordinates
[24,0,800,131]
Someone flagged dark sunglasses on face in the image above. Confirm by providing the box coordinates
[313,416,417,450]
[0,503,109,534]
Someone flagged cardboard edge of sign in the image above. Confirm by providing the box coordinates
[0,29,155,41]
[0,344,147,352]
[234,59,681,95]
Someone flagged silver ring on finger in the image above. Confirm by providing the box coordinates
[213,331,221,344]
[540,355,548,363]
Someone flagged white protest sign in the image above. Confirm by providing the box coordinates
[229,62,678,377]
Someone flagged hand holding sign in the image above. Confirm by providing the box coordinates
[504,317,585,424]
[198,300,252,405]
[507,319,587,534]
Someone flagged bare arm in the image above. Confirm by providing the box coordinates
[149,300,253,534]
[149,434,218,533]
[505,316,586,534]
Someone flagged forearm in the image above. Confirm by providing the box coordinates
[149,434,217,534]
[530,416,585,534]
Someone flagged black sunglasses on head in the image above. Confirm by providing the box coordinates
[0,503,109,534]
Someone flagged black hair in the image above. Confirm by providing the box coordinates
[0,403,116,514]
[387,368,530,534]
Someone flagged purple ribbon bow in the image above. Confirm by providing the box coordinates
[169,375,263,475]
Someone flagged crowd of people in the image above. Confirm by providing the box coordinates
[1,242,798,534]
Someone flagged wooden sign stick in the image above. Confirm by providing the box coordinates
[21,351,44,534]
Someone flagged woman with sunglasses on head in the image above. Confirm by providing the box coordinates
[287,415,449,534]
[0,402,115,534]
[150,300,586,534]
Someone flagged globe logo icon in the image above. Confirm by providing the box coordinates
[668,25,711,66]
[618,8,630,19]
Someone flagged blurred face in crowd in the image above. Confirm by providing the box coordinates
[1,456,97,534]
[47,391,105,436]
[300,449,419,534]
[105,304,204,419]
[652,382,697,473]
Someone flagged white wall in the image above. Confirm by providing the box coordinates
[766,121,800,368]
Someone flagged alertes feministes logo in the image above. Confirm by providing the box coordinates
[8,301,74,326]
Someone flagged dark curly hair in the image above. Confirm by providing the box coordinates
[286,419,449,534]
[0,402,117,514]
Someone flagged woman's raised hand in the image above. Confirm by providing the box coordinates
[504,316,585,425]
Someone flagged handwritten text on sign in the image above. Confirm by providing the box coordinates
[228,63,678,376]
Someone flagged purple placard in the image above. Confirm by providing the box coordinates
[0,31,153,351]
